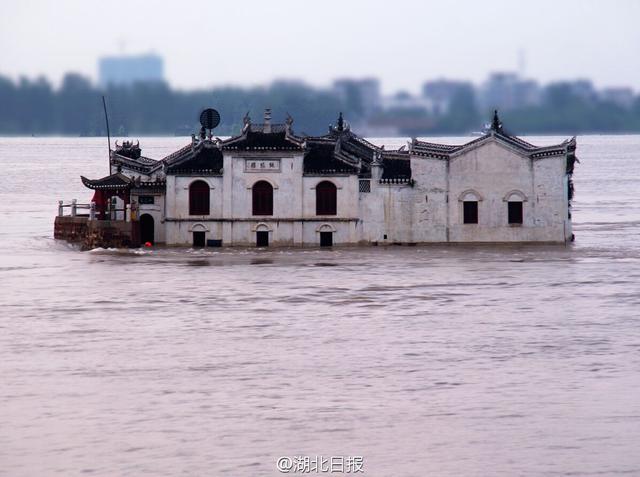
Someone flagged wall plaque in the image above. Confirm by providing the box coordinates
[245,159,281,173]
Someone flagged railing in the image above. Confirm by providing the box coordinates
[58,199,136,222]
[379,177,414,185]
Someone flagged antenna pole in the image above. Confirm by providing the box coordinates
[102,95,111,171]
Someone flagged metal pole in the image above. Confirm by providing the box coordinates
[102,95,111,173]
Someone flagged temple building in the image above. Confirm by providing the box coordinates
[58,110,578,248]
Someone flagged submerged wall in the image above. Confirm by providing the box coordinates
[54,217,137,249]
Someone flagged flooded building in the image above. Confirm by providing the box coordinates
[56,110,577,248]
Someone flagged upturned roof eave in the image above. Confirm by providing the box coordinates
[80,172,133,190]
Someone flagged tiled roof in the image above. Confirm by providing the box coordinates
[303,143,359,175]
[165,143,223,175]
[220,117,304,151]
[81,172,132,190]
[381,154,412,180]
[110,152,157,174]
[412,131,572,159]
[222,130,303,151]
[412,111,574,160]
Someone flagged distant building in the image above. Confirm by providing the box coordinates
[332,78,381,116]
[381,91,435,113]
[565,80,598,102]
[422,79,475,115]
[480,73,541,111]
[98,53,164,88]
[600,87,635,109]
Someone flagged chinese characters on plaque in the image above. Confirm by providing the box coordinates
[245,159,281,172]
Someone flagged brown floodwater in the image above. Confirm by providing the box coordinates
[1,136,639,476]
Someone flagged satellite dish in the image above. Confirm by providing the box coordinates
[200,108,221,130]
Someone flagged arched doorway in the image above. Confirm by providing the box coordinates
[317,224,335,247]
[140,214,154,244]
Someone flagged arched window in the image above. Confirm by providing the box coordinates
[503,191,526,225]
[316,181,337,215]
[189,180,210,215]
[459,190,481,225]
[252,181,273,216]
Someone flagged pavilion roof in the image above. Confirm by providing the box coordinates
[81,172,132,190]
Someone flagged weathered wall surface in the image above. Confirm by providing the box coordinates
[162,152,363,246]
[164,175,223,245]
[152,137,572,246]
[408,157,449,243]
[54,216,89,243]
[447,141,567,242]
[83,221,135,250]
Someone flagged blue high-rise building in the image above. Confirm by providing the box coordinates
[98,53,164,88]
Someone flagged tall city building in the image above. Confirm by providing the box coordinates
[332,78,381,116]
[480,73,541,111]
[98,53,164,88]
[422,79,476,115]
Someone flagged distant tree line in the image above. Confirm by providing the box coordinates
[502,83,640,134]
[0,74,346,137]
[1,73,639,136]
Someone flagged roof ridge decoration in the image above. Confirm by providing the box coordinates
[242,111,251,133]
[285,113,294,135]
[412,111,573,160]
[219,111,304,151]
[490,109,504,135]
[264,108,272,133]
[329,111,351,135]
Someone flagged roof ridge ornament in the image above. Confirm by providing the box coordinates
[284,112,294,136]
[491,109,504,134]
[264,108,272,133]
[242,111,251,133]
[330,112,351,134]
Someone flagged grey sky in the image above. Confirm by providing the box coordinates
[1,0,639,94]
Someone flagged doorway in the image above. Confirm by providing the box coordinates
[256,231,269,247]
[193,231,206,247]
[139,214,154,244]
[320,231,333,247]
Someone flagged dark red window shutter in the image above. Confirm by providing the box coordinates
[316,181,337,215]
[252,181,273,216]
[189,180,210,215]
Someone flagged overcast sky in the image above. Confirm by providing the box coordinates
[1,0,639,94]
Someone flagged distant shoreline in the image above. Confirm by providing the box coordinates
[2,132,640,139]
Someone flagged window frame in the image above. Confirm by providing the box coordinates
[508,201,524,225]
[463,201,479,224]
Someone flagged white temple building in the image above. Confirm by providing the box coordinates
[76,110,578,247]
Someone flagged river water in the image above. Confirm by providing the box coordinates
[1,135,639,476]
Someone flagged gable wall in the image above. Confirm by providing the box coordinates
[446,140,567,242]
